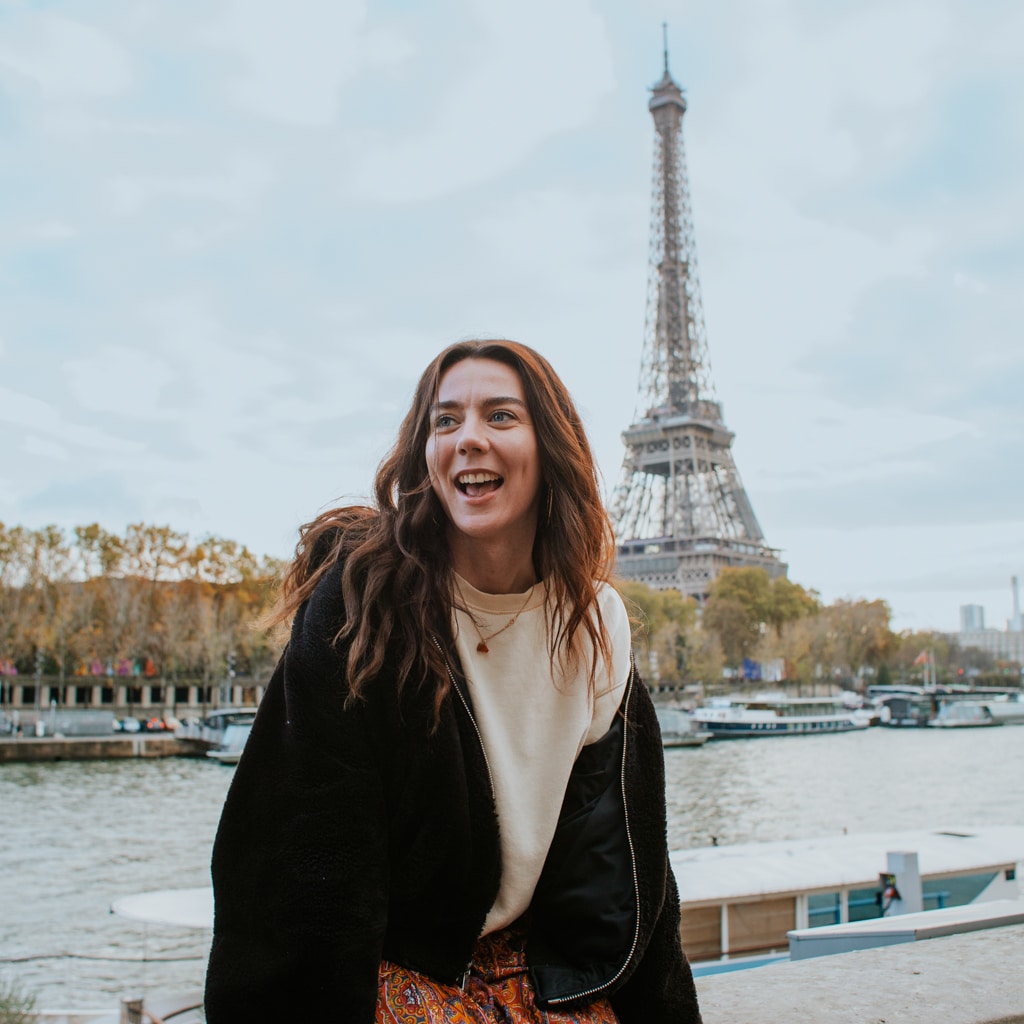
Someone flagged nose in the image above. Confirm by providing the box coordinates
[456,413,490,454]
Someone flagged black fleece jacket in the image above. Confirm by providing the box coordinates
[204,557,701,1023]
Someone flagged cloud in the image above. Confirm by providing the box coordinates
[63,346,177,419]
[200,0,411,126]
[0,11,133,98]
[0,386,144,455]
[23,435,69,462]
[102,156,276,216]
[348,0,615,201]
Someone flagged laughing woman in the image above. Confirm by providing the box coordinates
[204,340,702,1024]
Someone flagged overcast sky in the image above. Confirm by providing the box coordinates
[2,0,1022,633]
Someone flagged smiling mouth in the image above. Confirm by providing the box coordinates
[456,471,503,497]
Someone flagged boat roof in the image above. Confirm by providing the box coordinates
[203,707,257,719]
[111,826,1024,927]
[706,693,845,706]
[111,886,212,929]
[670,826,1024,905]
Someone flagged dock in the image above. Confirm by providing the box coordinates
[0,735,206,763]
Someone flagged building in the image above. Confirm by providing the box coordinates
[960,604,985,632]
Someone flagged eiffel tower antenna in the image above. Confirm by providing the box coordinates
[612,35,786,597]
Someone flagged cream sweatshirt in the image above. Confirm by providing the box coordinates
[452,574,632,935]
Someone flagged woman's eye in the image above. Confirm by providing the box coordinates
[490,410,514,423]
[434,414,456,429]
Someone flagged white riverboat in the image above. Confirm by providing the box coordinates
[692,694,866,739]
[108,825,1024,979]
[205,721,253,764]
[928,702,1002,728]
[672,825,1024,965]
[655,706,712,747]
[982,692,1024,725]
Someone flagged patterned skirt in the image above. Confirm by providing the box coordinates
[376,927,620,1024]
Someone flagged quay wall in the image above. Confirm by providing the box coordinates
[0,735,204,763]
[695,922,1024,1024]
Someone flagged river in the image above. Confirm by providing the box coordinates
[1,725,1022,1011]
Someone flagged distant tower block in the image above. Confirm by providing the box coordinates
[960,604,985,633]
[613,35,787,598]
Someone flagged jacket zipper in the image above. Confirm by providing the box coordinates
[430,634,497,988]
[430,635,496,799]
[546,657,642,1004]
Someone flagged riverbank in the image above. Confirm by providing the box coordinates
[0,735,205,763]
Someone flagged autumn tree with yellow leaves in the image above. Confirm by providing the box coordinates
[0,522,283,688]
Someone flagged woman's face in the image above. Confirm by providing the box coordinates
[425,357,543,557]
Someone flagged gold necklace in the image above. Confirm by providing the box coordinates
[463,587,534,653]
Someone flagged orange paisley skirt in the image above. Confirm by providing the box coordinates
[376,926,620,1024]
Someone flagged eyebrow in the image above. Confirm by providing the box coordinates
[431,396,528,412]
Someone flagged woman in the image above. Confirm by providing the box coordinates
[204,340,702,1024]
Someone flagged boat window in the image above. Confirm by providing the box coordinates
[923,872,997,910]
[848,887,883,922]
[806,892,841,927]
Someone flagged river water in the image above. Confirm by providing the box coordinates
[1,725,1022,1011]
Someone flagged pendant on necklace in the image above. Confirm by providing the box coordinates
[476,641,489,653]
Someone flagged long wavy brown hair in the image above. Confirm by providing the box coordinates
[266,339,616,717]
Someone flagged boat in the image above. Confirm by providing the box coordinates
[205,721,253,764]
[179,706,257,742]
[671,826,1024,964]
[876,690,1024,728]
[928,703,1002,728]
[102,891,210,1021]
[985,693,1024,725]
[110,825,1024,976]
[655,706,712,747]
[691,694,867,738]
[175,707,257,758]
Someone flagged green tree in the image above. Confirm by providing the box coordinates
[616,581,698,686]
[702,568,774,668]
[767,577,820,635]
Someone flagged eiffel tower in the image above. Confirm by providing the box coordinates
[613,37,787,599]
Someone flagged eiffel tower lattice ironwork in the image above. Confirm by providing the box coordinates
[613,42,786,598]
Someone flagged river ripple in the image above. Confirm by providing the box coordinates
[1,726,1022,1010]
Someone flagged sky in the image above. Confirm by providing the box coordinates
[1,0,1022,634]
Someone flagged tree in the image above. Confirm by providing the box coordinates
[616,582,699,686]
[702,568,774,668]
[762,614,824,694]
[0,524,32,658]
[27,525,75,692]
[767,577,819,635]
[820,599,895,687]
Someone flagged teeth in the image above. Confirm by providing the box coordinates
[458,472,499,484]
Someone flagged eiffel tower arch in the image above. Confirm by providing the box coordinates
[613,40,787,600]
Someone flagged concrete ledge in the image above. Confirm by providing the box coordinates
[695,922,1024,1024]
[0,735,198,763]
[789,899,1024,960]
